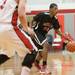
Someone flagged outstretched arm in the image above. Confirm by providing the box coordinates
[55,28,72,41]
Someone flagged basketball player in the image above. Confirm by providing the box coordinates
[0,0,38,75]
[21,12,53,74]
[21,3,71,75]
[34,3,67,73]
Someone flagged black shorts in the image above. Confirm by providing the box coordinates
[32,30,47,49]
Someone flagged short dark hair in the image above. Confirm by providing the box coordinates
[49,3,57,8]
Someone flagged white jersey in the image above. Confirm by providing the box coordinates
[0,0,17,23]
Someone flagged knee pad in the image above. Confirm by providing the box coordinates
[0,54,10,65]
[22,51,37,68]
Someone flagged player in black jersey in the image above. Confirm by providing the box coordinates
[21,12,52,74]
[34,3,63,73]
[21,3,68,75]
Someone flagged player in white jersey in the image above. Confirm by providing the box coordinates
[0,0,38,75]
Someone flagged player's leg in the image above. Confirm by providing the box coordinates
[21,50,37,75]
[40,34,53,74]
[42,34,53,67]
[0,30,11,65]
[11,29,38,75]
[34,51,42,70]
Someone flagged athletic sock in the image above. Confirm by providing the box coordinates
[21,67,30,75]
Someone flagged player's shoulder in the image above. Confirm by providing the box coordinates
[37,12,49,16]
[53,16,58,20]
[52,16,58,22]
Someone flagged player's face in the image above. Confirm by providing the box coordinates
[50,6,58,16]
[43,22,51,32]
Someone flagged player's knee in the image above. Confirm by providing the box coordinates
[22,52,37,68]
[0,54,10,65]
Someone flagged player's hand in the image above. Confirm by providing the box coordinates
[31,50,37,55]
[62,33,71,41]
[27,27,35,38]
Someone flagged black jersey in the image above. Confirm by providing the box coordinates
[32,12,60,49]
[33,12,60,31]
[51,16,60,29]
[32,13,51,47]
[33,12,52,32]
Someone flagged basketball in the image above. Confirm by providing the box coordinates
[66,41,75,52]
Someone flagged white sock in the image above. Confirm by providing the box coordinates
[21,66,31,75]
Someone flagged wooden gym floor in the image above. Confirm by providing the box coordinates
[0,51,75,75]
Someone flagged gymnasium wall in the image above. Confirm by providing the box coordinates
[26,0,75,12]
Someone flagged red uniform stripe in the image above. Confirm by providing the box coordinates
[11,8,34,52]
[14,27,34,51]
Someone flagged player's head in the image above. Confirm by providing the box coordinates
[33,13,52,33]
[49,3,58,16]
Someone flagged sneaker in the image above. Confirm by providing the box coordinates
[39,65,51,75]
